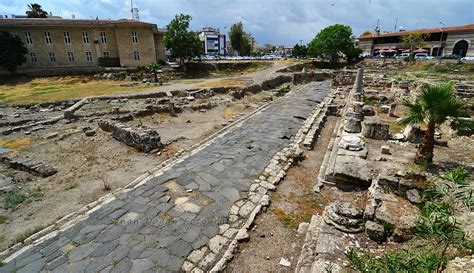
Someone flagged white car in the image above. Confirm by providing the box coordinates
[461,56,474,62]
[414,53,434,60]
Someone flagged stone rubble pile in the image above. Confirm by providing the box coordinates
[364,181,420,243]
[0,156,57,177]
[323,201,365,233]
[323,69,374,188]
[304,68,426,272]
[98,120,163,153]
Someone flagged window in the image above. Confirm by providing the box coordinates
[100,31,107,43]
[103,51,110,58]
[29,52,37,63]
[44,31,52,44]
[85,51,93,62]
[48,52,56,62]
[82,32,89,44]
[131,31,138,43]
[67,51,75,62]
[64,32,71,44]
[133,51,140,61]
[25,32,33,44]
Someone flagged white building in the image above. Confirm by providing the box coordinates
[197,27,226,56]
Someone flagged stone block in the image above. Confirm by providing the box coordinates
[338,135,364,151]
[381,145,390,155]
[98,120,162,153]
[333,156,372,186]
[365,221,385,242]
[344,117,362,133]
[362,122,389,140]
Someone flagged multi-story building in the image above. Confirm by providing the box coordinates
[358,24,474,57]
[0,18,166,74]
[197,27,226,56]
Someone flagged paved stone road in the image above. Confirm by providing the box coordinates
[1,82,329,273]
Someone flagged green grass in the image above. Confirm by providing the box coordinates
[3,191,26,210]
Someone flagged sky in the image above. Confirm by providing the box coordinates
[1,0,473,46]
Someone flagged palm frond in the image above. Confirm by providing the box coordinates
[399,98,425,125]
[401,84,467,127]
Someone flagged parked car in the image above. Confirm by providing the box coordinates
[395,53,410,60]
[373,54,386,59]
[461,56,474,62]
[439,54,460,60]
[414,53,433,60]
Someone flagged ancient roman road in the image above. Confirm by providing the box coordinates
[1,81,330,273]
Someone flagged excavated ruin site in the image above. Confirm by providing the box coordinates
[0,60,473,272]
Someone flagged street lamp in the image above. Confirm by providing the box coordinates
[438,21,445,62]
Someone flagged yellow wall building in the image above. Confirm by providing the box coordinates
[0,18,166,74]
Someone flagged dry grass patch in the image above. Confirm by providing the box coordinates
[197,78,247,88]
[223,107,237,119]
[0,76,156,104]
[0,138,32,149]
[272,166,332,228]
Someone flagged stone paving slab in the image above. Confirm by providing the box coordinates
[1,82,329,273]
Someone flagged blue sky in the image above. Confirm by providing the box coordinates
[1,0,473,45]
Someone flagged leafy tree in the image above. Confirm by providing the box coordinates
[229,22,252,56]
[147,62,160,82]
[262,44,276,54]
[307,24,358,63]
[292,44,308,58]
[26,3,49,18]
[163,14,203,65]
[361,30,372,36]
[346,47,363,62]
[0,31,28,72]
[399,84,470,164]
[402,31,428,60]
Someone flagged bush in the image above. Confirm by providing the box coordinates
[4,190,26,210]
[346,247,443,272]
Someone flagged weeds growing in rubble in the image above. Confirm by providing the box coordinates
[346,167,473,272]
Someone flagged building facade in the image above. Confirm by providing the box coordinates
[0,18,166,73]
[197,27,226,56]
[358,24,474,57]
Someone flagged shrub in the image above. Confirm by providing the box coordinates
[346,247,443,272]
[4,190,26,210]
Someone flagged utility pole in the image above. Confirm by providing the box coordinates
[438,21,445,63]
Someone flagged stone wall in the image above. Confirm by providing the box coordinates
[98,120,163,153]
[1,156,57,177]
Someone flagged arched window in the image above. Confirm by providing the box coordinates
[452,40,469,57]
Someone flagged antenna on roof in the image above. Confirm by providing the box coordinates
[375,19,381,35]
[131,0,140,21]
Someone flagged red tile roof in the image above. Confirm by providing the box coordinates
[0,18,156,28]
[359,24,474,40]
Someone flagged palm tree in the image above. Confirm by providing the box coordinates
[26,3,49,18]
[399,84,469,164]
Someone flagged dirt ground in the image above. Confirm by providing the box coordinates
[0,88,275,251]
[0,60,297,251]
